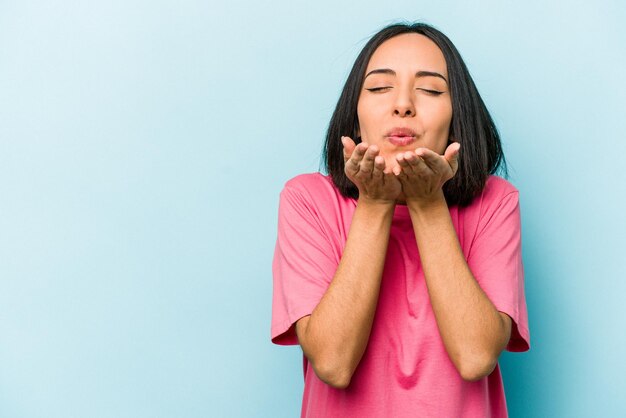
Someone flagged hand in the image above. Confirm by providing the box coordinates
[342,136,402,203]
[392,142,461,204]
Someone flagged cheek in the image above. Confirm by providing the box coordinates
[425,102,452,133]
[422,104,452,154]
[356,97,382,137]
[356,104,368,135]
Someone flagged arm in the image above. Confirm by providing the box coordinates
[296,199,393,388]
[295,137,401,389]
[395,144,512,381]
[408,195,512,381]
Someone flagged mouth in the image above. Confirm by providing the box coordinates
[385,127,418,146]
[387,136,416,146]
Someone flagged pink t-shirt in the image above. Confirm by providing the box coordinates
[271,173,530,418]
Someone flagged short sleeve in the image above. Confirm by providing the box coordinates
[271,183,339,345]
[467,191,530,352]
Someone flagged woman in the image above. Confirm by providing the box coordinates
[271,22,530,418]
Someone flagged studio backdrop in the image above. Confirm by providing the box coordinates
[1,1,625,417]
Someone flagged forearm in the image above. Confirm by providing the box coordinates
[408,193,510,381]
[297,199,394,388]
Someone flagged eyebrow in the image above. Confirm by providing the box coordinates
[364,68,448,84]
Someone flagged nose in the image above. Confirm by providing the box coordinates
[393,88,415,117]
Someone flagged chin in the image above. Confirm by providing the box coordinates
[383,157,399,171]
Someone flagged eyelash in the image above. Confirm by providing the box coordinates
[365,87,443,96]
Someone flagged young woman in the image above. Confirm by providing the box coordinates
[271,22,530,418]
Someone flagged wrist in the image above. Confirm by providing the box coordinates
[352,197,395,239]
[406,190,447,214]
[407,193,454,244]
[358,195,397,208]
[356,196,396,217]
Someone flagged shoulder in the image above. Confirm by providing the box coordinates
[279,172,356,223]
[469,175,520,211]
[277,173,355,240]
[459,175,520,225]
[283,172,334,193]
[482,175,519,201]
[281,172,346,204]
[455,177,522,254]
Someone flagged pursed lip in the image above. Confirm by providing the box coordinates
[385,127,417,146]
[385,127,417,138]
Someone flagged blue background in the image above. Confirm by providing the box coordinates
[1,1,625,417]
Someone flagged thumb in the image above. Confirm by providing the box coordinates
[444,142,461,174]
[342,136,356,163]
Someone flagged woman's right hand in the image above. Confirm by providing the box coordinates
[342,136,402,203]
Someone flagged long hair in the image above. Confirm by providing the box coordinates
[322,22,507,207]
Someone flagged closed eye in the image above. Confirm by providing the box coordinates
[366,87,444,95]
[365,87,392,92]
[417,88,444,96]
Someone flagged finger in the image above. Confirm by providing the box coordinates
[353,142,369,158]
[444,142,461,174]
[351,142,369,164]
[395,152,413,169]
[372,155,385,179]
[384,170,399,187]
[341,136,356,163]
[346,142,369,174]
[359,145,379,175]
[393,153,407,178]
[403,151,426,171]
[397,151,426,176]
[415,148,445,173]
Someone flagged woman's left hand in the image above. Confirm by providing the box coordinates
[393,142,461,204]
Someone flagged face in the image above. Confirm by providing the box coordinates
[356,33,453,171]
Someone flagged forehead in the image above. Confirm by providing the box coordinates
[366,33,448,77]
